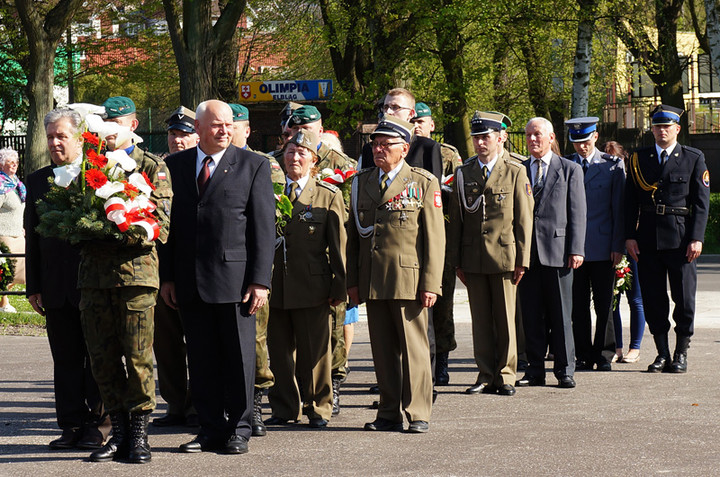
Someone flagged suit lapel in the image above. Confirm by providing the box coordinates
[661,145,682,181]
[537,154,561,209]
[484,158,504,191]
[204,145,238,198]
[180,150,200,200]
[364,168,382,205]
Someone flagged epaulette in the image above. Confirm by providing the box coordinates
[410,167,435,180]
[680,144,703,158]
[317,180,340,193]
[509,152,526,163]
[600,152,620,162]
[464,154,478,164]
[441,143,459,153]
[141,148,163,164]
[504,159,522,168]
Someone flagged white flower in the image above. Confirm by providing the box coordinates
[67,103,105,120]
[84,115,143,146]
[94,181,125,199]
[53,156,83,187]
[128,172,153,196]
[105,150,137,172]
[616,278,625,287]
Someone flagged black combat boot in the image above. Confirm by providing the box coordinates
[127,412,151,463]
[252,388,267,437]
[435,352,450,386]
[647,334,671,373]
[89,412,129,462]
[332,378,341,416]
[668,336,691,373]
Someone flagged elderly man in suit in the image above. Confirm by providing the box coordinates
[565,117,625,372]
[160,99,275,455]
[26,108,110,450]
[447,112,534,397]
[625,104,709,373]
[347,115,445,434]
[517,117,586,389]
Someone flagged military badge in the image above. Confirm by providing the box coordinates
[703,170,710,188]
[434,190,442,208]
[525,183,532,196]
[299,205,313,222]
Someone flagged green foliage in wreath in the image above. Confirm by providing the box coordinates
[0,241,16,292]
[34,176,147,245]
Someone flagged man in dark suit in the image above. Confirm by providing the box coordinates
[565,117,625,372]
[625,104,710,373]
[160,100,275,455]
[359,88,443,180]
[26,108,110,450]
[517,117,587,389]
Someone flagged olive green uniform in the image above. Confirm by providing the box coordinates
[79,146,172,414]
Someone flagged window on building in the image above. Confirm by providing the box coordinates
[698,54,720,93]
[631,61,655,98]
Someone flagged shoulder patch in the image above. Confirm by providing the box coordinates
[703,170,710,188]
[317,180,340,193]
[525,183,533,196]
[410,167,435,180]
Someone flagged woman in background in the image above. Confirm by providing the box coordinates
[0,147,26,313]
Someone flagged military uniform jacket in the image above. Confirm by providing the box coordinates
[317,142,357,172]
[25,165,81,307]
[625,144,710,251]
[347,162,445,302]
[78,146,173,289]
[568,149,625,261]
[360,136,443,180]
[523,153,587,267]
[270,179,346,309]
[447,158,534,274]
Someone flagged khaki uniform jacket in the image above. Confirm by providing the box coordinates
[271,179,347,309]
[347,162,445,302]
[447,157,534,273]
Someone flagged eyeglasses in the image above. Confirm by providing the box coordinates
[382,104,412,113]
[371,141,405,150]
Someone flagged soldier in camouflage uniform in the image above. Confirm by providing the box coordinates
[228,103,285,436]
[82,97,172,464]
[411,102,463,385]
[286,105,356,415]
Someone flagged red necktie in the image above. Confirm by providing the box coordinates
[197,156,212,197]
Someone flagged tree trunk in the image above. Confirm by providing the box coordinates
[571,16,594,117]
[704,0,720,83]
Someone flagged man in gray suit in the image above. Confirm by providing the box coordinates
[565,117,625,372]
[516,118,586,388]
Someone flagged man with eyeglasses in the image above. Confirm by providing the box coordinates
[347,116,445,433]
[358,88,442,180]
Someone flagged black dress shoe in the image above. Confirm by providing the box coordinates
[76,427,105,449]
[515,375,545,387]
[406,421,429,433]
[557,376,576,388]
[575,360,594,371]
[647,355,671,373]
[264,416,293,426]
[49,428,81,449]
[222,435,249,455]
[596,361,612,372]
[497,384,516,396]
[364,418,403,432]
[465,383,490,394]
[308,418,328,428]
[668,352,688,373]
[151,413,185,427]
[179,435,222,453]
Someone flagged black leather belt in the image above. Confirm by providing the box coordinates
[641,204,690,216]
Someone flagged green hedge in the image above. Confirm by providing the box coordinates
[705,193,720,254]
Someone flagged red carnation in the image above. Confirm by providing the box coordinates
[123,181,139,198]
[141,171,156,190]
[86,149,108,168]
[82,131,100,147]
[615,270,625,278]
[85,169,108,189]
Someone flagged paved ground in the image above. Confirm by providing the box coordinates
[1,256,719,476]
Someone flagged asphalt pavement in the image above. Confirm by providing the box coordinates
[1,256,719,476]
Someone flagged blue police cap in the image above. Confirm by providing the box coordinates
[651,104,683,125]
[565,116,599,142]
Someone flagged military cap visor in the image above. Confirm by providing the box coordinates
[470,114,503,136]
[370,116,413,143]
[651,105,683,125]
[166,106,196,133]
[103,96,136,118]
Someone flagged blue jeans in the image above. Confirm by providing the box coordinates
[612,256,646,350]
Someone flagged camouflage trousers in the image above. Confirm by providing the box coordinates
[80,287,156,414]
[331,302,347,380]
[433,259,458,354]
[255,302,275,389]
